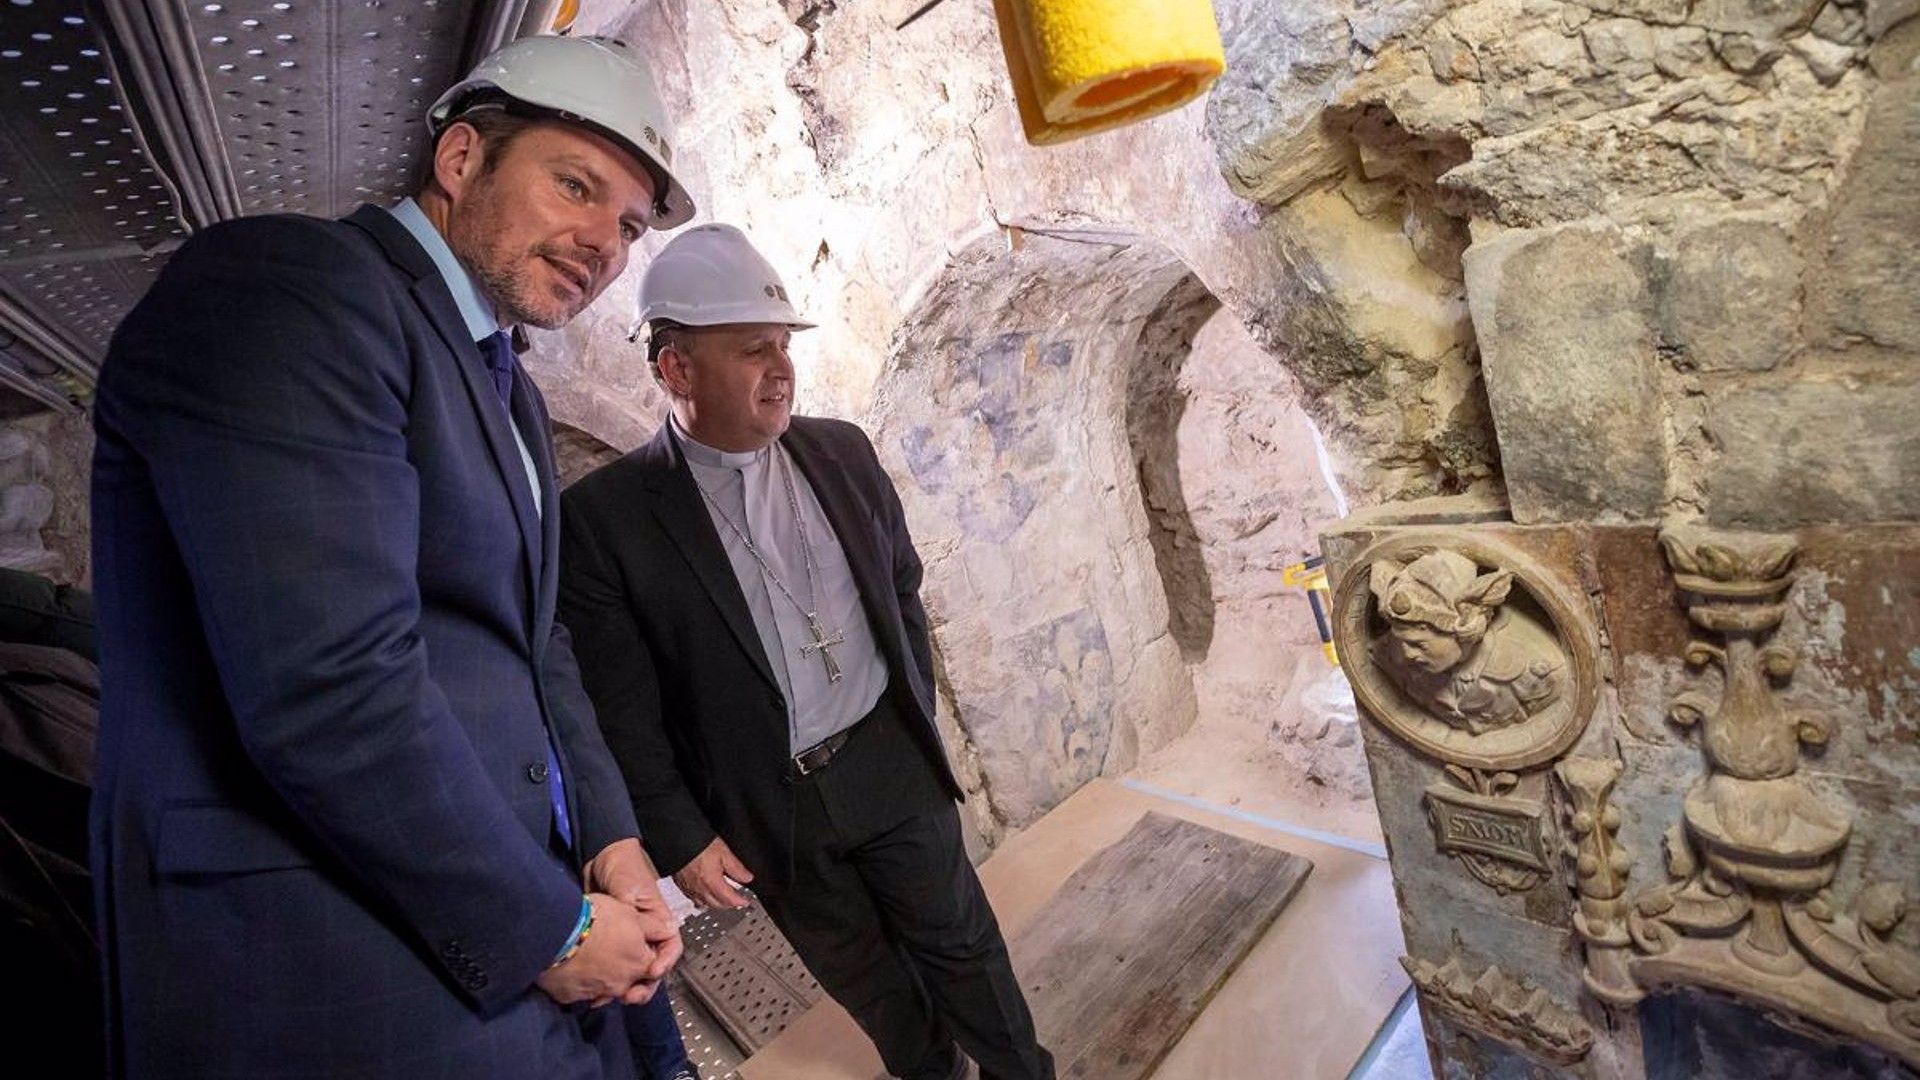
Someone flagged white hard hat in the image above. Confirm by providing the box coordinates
[637,224,816,330]
[428,35,695,229]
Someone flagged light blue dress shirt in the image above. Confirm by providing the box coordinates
[384,198,543,515]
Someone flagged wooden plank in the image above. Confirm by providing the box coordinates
[1010,811,1313,1080]
[679,903,827,1055]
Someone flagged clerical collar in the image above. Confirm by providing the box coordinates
[671,414,770,471]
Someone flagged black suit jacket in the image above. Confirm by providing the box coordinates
[91,206,636,1077]
[558,416,963,884]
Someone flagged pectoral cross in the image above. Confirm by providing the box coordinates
[800,613,846,683]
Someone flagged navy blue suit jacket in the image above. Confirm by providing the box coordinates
[90,205,639,1077]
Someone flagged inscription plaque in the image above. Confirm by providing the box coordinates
[1425,783,1552,891]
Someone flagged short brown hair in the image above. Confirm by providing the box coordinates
[415,105,537,190]
[647,321,689,383]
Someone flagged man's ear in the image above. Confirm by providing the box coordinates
[656,342,695,397]
[431,121,487,201]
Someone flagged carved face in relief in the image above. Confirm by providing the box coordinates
[1369,549,1565,736]
[1371,551,1510,673]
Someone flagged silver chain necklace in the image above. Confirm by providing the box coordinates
[692,449,847,683]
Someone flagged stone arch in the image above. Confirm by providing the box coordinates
[866,226,1354,829]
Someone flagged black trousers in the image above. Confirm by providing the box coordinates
[754,699,1054,1080]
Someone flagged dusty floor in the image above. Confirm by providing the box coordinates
[1124,697,1435,1080]
[1128,657,1387,853]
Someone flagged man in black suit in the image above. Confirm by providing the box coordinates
[558,224,1053,1080]
[90,36,694,1078]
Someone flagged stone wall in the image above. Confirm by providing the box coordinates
[1326,0,1918,527]
[0,409,91,587]
[527,0,1510,838]
[1167,307,1348,735]
[1248,1,1920,1075]
[523,4,1920,1068]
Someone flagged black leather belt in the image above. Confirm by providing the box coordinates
[786,724,858,781]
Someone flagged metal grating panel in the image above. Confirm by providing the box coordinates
[0,2,187,265]
[183,0,476,218]
[0,0,538,408]
[665,969,748,1080]
[679,903,829,1055]
[0,0,187,403]
[0,250,164,363]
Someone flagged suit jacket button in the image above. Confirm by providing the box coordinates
[528,760,549,784]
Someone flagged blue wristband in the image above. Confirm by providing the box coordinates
[551,895,593,966]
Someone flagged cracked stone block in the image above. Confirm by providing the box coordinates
[1808,22,1920,353]
[1464,225,1665,523]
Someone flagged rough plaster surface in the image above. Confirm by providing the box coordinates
[551,0,1500,505]
[866,235,1201,831]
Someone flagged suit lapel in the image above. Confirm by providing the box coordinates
[343,206,542,647]
[639,428,784,695]
[783,423,906,678]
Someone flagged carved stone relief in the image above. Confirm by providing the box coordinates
[1427,765,1551,894]
[1554,755,1641,1008]
[1333,532,1599,771]
[1550,526,1920,1070]
[1402,952,1594,1066]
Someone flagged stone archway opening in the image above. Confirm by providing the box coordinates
[868,226,1377,844]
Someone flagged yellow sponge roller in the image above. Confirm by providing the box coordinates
[992,0,1226,146]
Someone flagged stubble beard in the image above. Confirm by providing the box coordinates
[448,184,584,331]
[466,236,581,331]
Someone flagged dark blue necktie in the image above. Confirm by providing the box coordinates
[476,330,517,411]
[476,331,572,850]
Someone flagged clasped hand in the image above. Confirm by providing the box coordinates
[535,838,683,1007]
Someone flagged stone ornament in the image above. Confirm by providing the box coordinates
[1426,765,1551,894]
[1554,756,1640,1007]
[1401,953,1594,1066]
[1333,533,1598,771]
[1552,527,1920,1069]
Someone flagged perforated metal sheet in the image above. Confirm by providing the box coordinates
[0,0,539,409]
[0,3,185,262]
[0,252,165,380]
[0,0,183,393]
[665,969,748,1080]
[183,0,476,218]
[680,903,828,1056]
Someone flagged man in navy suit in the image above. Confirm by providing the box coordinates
[90,36,696,1078]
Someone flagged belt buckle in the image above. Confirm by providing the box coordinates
[791,742,830,778]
